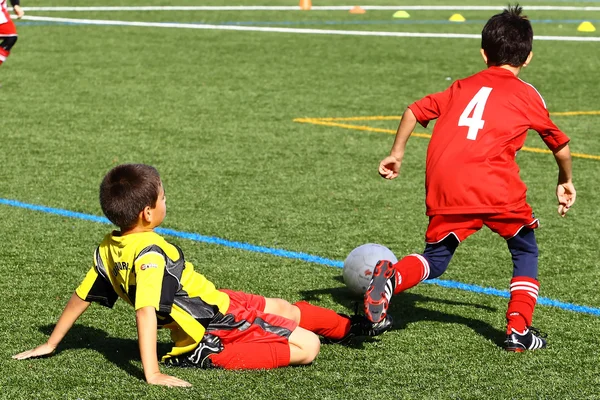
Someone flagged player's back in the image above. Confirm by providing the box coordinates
[79,231,229,316]
[409,66,565,215]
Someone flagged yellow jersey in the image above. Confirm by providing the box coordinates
[76,231,230,359]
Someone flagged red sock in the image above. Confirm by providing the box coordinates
[392,254,430,294]
[210,342,290,370]
[0,48,9,66]
[293,301,351,340]
[506,276,539,333]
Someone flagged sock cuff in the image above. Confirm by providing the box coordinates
[510,276,539,299]
[408,253,430,281]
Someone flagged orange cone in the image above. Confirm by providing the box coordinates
[349,6,366,14]
[299,0,312,10]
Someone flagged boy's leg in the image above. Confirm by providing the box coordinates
[190,290,315,370]
[265,298,392,342]
[0,20,19,67]
[364,215,479,322]
[287,327,321,365]
[233,293,351,340]
[207,327,320,370]
[293,301,350,340]
[485,207,545,351]
[505,228,540,332]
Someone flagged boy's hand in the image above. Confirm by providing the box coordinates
[379,155,401,179]
[557,182,576,217]
[12,343,56,360]
[146,372,192,387]
[13,5,24,18]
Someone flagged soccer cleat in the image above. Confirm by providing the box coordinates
[504,326,547,352]
[348,313,393,338]
[325,312,393,345]
[164,334,224,368]
[364,260,396,323]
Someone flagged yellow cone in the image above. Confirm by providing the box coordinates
[577,21,596,32]
[449,13,466,22]
[393,10,410,19]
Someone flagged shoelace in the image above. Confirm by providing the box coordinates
[528,326,548,339]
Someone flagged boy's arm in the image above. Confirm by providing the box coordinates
[553,143,576,217]
[136,306,191,388]
[12,292,90,360]
[10,0,24,18]
[379,108,418,179]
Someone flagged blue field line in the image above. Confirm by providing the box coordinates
[1,197,599,317]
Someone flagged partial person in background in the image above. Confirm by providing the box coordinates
[0,0,24,84]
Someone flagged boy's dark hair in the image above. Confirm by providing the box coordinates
[481,4,533,67]
[99,164,162,230]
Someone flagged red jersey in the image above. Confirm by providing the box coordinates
[408,67,569,216]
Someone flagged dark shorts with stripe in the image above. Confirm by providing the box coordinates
[206,289,297,344]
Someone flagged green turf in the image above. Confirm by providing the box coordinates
[1,1,600,399]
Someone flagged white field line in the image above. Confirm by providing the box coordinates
[18,5,600,12]
[20,15,600,42]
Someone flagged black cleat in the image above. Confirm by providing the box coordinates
[324,302,394,345]
[364,260,396,323]
[348,313,393,338]
[504,326,547,352]
[164,334,224,368]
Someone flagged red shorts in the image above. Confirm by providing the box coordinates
[0,19,17,36]
[426,204,539,243]
[207,289,297,344]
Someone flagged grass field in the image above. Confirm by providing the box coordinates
[1,1,600,399]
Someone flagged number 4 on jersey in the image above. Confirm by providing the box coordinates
[458,87,493,140]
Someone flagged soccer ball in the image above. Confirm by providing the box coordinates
[343,243,397,296]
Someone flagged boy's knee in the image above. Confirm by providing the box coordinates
[265,298,300,322]
[289,328,321,365]
[301,332,321,363]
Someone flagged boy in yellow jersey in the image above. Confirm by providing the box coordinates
[13,163,392,387]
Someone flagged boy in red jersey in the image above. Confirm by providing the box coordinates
[13,164,392,387]
[364,5,575,352]
[0,0,24,81]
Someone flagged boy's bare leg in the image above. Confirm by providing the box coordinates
[287,327,321,365]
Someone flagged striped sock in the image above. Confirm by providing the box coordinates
[506,276,539,333]
[392,254,430,294]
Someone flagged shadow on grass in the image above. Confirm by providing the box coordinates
[39,324,172,381]
[299,276,506,349]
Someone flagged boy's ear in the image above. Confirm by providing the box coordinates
[480,49,488,65]
[140,206,153,223]
[523,51,533,67]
